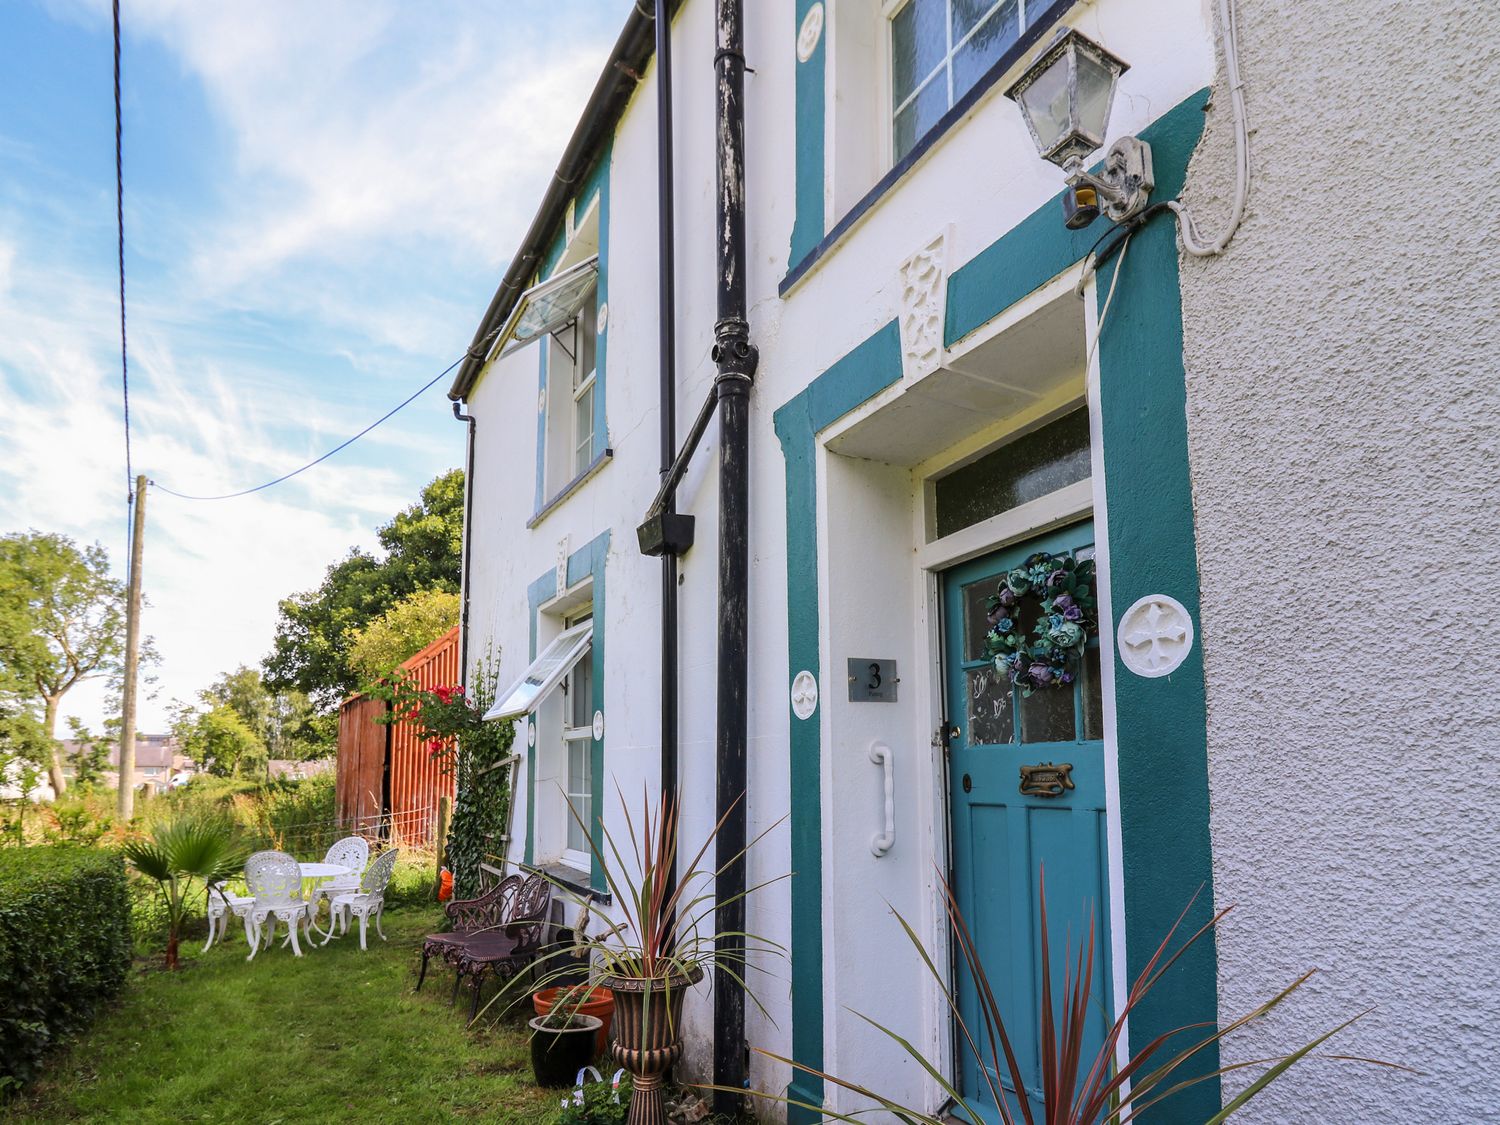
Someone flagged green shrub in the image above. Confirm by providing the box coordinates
[0,847,131,1092]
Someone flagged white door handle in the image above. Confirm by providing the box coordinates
[870,741,894,857]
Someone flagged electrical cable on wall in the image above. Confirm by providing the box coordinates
[113,0,132,544]
[1168,0,1251,256]
[152,354,466,501]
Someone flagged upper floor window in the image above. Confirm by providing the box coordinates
[890,0,1046,160]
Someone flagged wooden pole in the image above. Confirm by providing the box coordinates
[117,474,147,821]
[433,795,452,900]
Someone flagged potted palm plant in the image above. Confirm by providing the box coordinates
[515,786,781,1125]
[529,982,606,1088]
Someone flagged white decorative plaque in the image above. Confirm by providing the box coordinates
[790,670,819,720]
[1117,595,1195,678]
[796,3,824,62]
[527,719,536,747]
[899,230,948,381]
[592,710,605,740]
[597,301,609,333]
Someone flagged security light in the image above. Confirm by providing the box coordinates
[1006,28,1154,229]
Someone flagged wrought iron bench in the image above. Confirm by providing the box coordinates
[415,872,552,1019]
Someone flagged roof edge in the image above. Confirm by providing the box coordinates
[450,2,680,401]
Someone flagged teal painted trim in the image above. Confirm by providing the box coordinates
[525,573,555,870]
[790,0,825,269]
[776,89,1220,1120]
[936,89,1220,1117]
[1093,195,1220,1118]
[773,318,904,1123]
[523,531,611,892]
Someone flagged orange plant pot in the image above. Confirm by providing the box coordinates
[532,985,616,1059]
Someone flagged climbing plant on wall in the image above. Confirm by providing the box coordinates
[368,647,513,899]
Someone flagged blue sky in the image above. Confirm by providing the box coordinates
[0,0,627,732]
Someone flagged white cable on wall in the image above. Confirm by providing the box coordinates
[1169,0,1251,256]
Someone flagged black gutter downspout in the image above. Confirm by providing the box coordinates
[712,0,757,1112]
[654,0,682,905]
[453,400,476,685]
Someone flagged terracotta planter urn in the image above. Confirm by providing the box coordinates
[599,966,704,1125]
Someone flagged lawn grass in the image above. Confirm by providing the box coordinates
[10,906,559,1124]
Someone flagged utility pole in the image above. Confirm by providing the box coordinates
[117,474,146,821]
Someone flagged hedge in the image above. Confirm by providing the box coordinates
[0,846,131,1092]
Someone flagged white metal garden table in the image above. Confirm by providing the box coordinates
[298,862,352,941]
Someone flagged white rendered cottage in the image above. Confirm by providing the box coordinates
[451,1,1499,1121]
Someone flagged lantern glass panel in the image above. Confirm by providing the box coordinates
[1073,46,1119,145]
[1016,49,1074,155]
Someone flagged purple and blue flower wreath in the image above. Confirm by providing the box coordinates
[983,551,1099,696]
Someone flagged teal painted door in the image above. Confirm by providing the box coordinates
[943,521,1111,1121]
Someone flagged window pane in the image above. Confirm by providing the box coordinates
[934,409,1091,538]
[574,283,598,389]
[953,0,1020,95]
[1082,646,1103,741]
[963,579,998,661]
[567,740,591,853]
[574,383,594,476]
[892,0,947,107]
[894,72,950,160]
[966,667,1015,745]
[570,656,593,730]
[1019,684,1075,743]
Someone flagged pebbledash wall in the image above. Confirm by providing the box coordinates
[1177,2,1500,1121]
[457,0,1494,1121]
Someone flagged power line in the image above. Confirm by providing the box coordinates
[151,354,466,501]
[113,0,132,541]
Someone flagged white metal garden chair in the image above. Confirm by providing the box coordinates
[204,880,254,952]
[325,848,399,950]
[243,850,316,960]
[311,835,369,915]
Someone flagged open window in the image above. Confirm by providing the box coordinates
[487,614,597,875]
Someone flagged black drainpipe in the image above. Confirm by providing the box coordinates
[711,0,757,1110]
[453,400,477,685]
[654,0,681,903]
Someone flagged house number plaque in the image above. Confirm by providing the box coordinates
[1019,762,1075,798]
[847,658,898,703]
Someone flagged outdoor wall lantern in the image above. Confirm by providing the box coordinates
[1005,28,1153,230]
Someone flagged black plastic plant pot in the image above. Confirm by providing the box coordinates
[527,1013,603,1088]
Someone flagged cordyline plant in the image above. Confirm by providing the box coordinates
[492,783,786,1022]
[740,868,1407,1124]
[123,815,246,969]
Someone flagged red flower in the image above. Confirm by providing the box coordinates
[433,684,460,704]
[427,738,444,752]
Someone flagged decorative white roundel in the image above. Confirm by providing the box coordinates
[592,710,605,740]
[597,302,609,333]
[796,3,824,63]
[537,387,547,413]
[527,720,536,747]
[1117,595,1195,678]
[790,670,819,720]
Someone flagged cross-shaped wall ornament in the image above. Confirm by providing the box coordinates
[1117,594,1195,678]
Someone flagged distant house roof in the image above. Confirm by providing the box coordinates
[105,734,177,770]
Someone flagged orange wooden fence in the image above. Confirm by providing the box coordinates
[334,626,459,847]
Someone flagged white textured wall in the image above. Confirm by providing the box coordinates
[1179,3,1500,1120]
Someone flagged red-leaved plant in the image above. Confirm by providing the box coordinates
[740,868,1407,1124]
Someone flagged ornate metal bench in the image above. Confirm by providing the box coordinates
[415,872,552,1019]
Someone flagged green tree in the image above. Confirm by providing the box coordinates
[173,703,266,778]
[0,532,128,796]
[199,665,327,761]
[347,588,459,684]
[263,469,463,708]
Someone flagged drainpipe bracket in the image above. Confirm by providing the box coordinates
[712,319,759,385]
[637,510,696,557]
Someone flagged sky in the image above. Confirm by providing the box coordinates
[0,0,628,734]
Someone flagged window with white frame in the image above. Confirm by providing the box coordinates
[486,608,597,875]
[560,608,594,866]
[889,0,1048,160]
